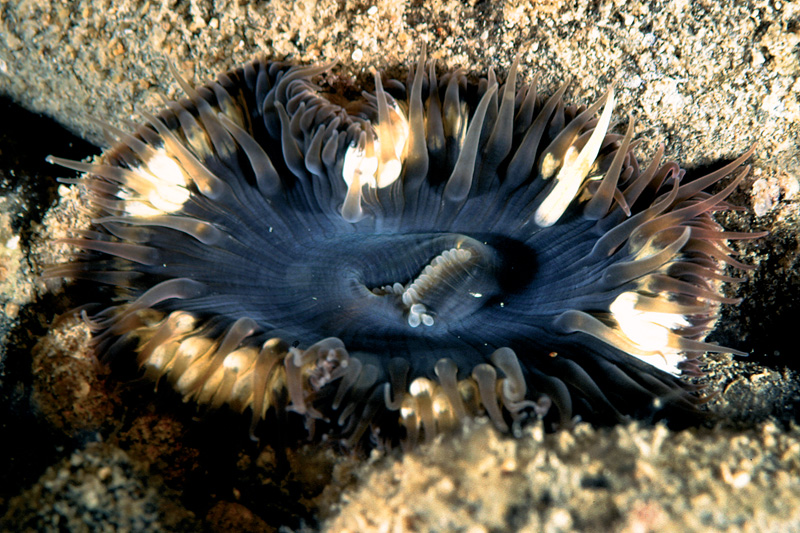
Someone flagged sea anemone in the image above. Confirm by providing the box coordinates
[46,50,761,449]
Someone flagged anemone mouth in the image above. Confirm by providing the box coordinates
[46,51,763,449]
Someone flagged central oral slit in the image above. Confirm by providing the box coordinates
[368,237,501,329]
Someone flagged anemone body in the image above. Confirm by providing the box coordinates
[49,53,759,448]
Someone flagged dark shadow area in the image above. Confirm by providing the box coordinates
[682,154,799,372]
[0,97,98,514]
[0,96,98,244]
